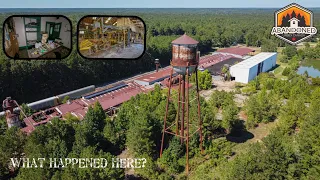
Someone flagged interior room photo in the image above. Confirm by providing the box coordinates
[78,16,145,59]
[3,16,72,59]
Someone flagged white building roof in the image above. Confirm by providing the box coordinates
[230,52,277,69]
[288,17,300,22]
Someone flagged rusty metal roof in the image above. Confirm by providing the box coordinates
[56,83,142,119]
[135,68,175,83]
[217,47,254,56]
[21,126,35,135]
[199,54,236,68]
[22,82,144,134]
[172,34,199,45]
[20,52,234,135]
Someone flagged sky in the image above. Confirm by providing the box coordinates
[0,0,319,8]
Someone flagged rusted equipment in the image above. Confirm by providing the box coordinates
[2,97,32,129]
[160,34,203,175]
[2,97,20,128]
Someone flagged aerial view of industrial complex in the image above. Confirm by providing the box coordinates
[0,2,320,180]
[3,35,262,134]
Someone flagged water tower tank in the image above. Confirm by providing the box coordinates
[171,33,200,75]
[2,97,16,113]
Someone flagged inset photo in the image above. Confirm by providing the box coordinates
[3,15,72,59]
[78,16,145,59]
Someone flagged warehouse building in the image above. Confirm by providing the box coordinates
[199,53,237,69]
[215,47,255,59]
[229,52,277,84]
[206,57,243,75]
[21,82,144,134]
[134,68,177,86]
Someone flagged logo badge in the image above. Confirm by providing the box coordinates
[271,3,317,45]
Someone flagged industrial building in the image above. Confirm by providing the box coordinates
[229,52,277,84]
[206,57,243,75]
[134,68,177,86]
[1,46,253,134]
[20,82,144,134]
[215,47,255,59]
[0,85,95,117]
[134,52,239,87]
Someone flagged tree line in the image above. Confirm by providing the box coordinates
[1,9,320,108]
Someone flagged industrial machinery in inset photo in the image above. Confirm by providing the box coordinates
[78,16,145,59]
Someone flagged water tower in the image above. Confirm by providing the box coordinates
[160,33,203,174]
[2,97,20,128]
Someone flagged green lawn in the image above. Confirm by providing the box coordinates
[232,120,278,156]
[274,66,283,75]
[273,51,288,78]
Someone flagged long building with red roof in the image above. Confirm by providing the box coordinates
[20,47,250,134]
[21,82,143,134]
[216,47,254,58]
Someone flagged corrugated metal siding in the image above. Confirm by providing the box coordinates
[230,53,277,84]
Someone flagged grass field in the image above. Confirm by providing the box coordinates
[232,120,278,156]
[272,49,289,78]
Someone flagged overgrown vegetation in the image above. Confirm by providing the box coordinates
[191,70,212,90]
[1,8,320,180]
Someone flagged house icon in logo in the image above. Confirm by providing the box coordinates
[288,17,300,28]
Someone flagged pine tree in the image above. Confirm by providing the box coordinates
[297,13,301,20]
[291,10,296,18]
[93,101,106,132]
[300,16,306,26]
[285,14,291,26]
[281,16,286,27]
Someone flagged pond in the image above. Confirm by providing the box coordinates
[297,59,320,78]
[297,66,320,78]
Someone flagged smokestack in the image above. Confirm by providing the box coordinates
[155,59,160,72]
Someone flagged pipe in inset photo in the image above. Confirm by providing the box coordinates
[77,16,146,60]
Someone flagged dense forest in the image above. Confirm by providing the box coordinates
[1,9,319,106]
[1,8,320,179]
[1,64,320,179]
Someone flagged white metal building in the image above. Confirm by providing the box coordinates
[229,52,277,83]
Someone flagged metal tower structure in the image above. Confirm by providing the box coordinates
[2,97,29,128]
[160,33,203,174]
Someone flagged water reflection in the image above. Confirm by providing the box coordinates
[297,66,320,78]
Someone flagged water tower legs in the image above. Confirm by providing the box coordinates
[176,75,181,135]
[159,66,203,175]
[196,70,204,154]
[181,75,185,144]
[160,68,173,158]
[186,68,190,174]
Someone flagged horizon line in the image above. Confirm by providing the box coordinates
[1,7,320,9]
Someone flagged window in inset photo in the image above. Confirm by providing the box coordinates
[78,16,145,59]
[3,15,72,59]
